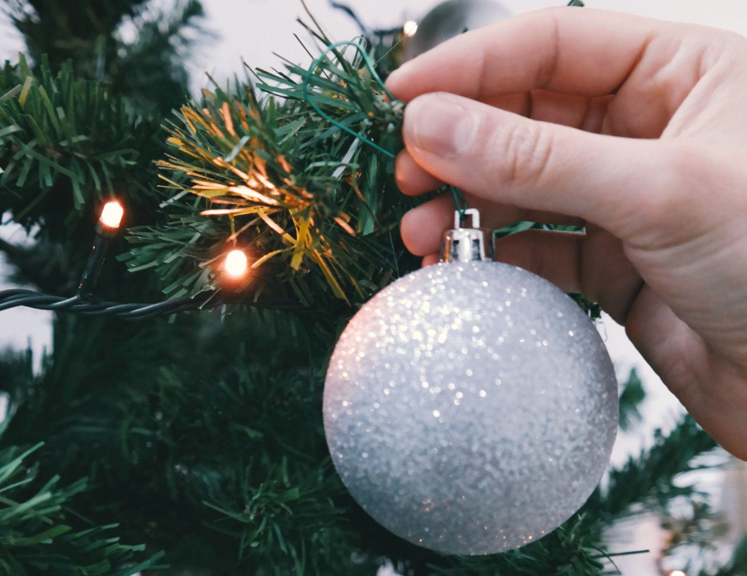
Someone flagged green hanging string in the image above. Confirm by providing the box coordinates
[301,39,468,221]
[450,186,468,219]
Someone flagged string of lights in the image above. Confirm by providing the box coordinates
[0,289,307,319]
[0,289,213,319]
[0,200,300,320]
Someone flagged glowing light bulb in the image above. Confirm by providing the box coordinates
[669,572,686,576]
[100,201,124,229]
[225,249,248,278]
[403,20,418,37]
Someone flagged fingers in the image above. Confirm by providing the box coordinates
[627,282,747,461]
[396,151,443,196]
[496,230,582,294]
[578,224,642,323]
[469,91,610,132]
[401,195,452,256]
[396,91,611,195]
[507,92,612,134]
[419,228,642,326]
[401,193,521,256]
[495,228,642,323]
[401,92,676,240]
[625,285,703,407]
[422,254,440,268]
[387,8,656,102]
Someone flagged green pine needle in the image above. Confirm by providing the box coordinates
[0,57,156,222]
[0,441,162,576]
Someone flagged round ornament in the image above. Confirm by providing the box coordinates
[323,211,618,555]
[404,0,512,61]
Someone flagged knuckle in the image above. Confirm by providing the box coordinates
[667,141,746,213]
[666,142,709,176]
[635,143,708,227]
[525,235,548,279]
[638,148,700,225]
[661,143,712,202]
[633,185,677,229]
[720,28,747,53]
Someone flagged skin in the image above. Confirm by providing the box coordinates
[385,8,747,459]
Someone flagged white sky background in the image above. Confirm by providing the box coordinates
[189,0,747,87]
[1,1,746,575]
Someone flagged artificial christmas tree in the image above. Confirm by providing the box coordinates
[0,0,743,574]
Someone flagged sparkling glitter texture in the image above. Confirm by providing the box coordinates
[323,262,618,555]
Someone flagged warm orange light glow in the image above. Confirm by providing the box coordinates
[100,201,124,229]
[225,249,249,278]
[403,20,418,37]
[670,571,687,576]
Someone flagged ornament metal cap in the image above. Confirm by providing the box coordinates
[441,209,495,263]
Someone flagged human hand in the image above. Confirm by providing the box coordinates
[386,8,747,459]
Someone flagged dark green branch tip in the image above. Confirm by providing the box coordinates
[302,39,401,158]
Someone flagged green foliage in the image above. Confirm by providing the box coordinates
[0,346,34,397]
[106,0,207,115]
[662,500,729,573]
[709,538,747,576]
[0,236,71,293]
[0,312,379,575]
[0,440,163,575]
[3,0,205,115]
[5,320,722,576]
[0,1,739,575]
[4,0,148,73]
[122,27,416,303]
[0,0,206,297]
[0,55,153,225]
[0,53,185,300]
[618,368,646,431]
[601,417,718,517]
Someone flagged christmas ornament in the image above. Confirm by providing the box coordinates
[324,210,618,555]
[404,0,512,61]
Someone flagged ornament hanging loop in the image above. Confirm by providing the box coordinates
[442,209,495,264]
[454,208,481,229]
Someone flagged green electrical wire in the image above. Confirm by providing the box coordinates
[301,39,468,221]
[450,186,468,218]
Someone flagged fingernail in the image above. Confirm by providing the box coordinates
[406,94,477,158]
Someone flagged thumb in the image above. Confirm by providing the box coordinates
[402,92,679,239]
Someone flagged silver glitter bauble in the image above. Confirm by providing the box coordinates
[323,213,618,555]
[404,0,512,61]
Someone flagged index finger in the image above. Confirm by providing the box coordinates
[386,7,656,101]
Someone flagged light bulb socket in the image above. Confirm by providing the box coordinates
[77,231,112,300]
[441,209,495,263]
[96,220,120,239]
